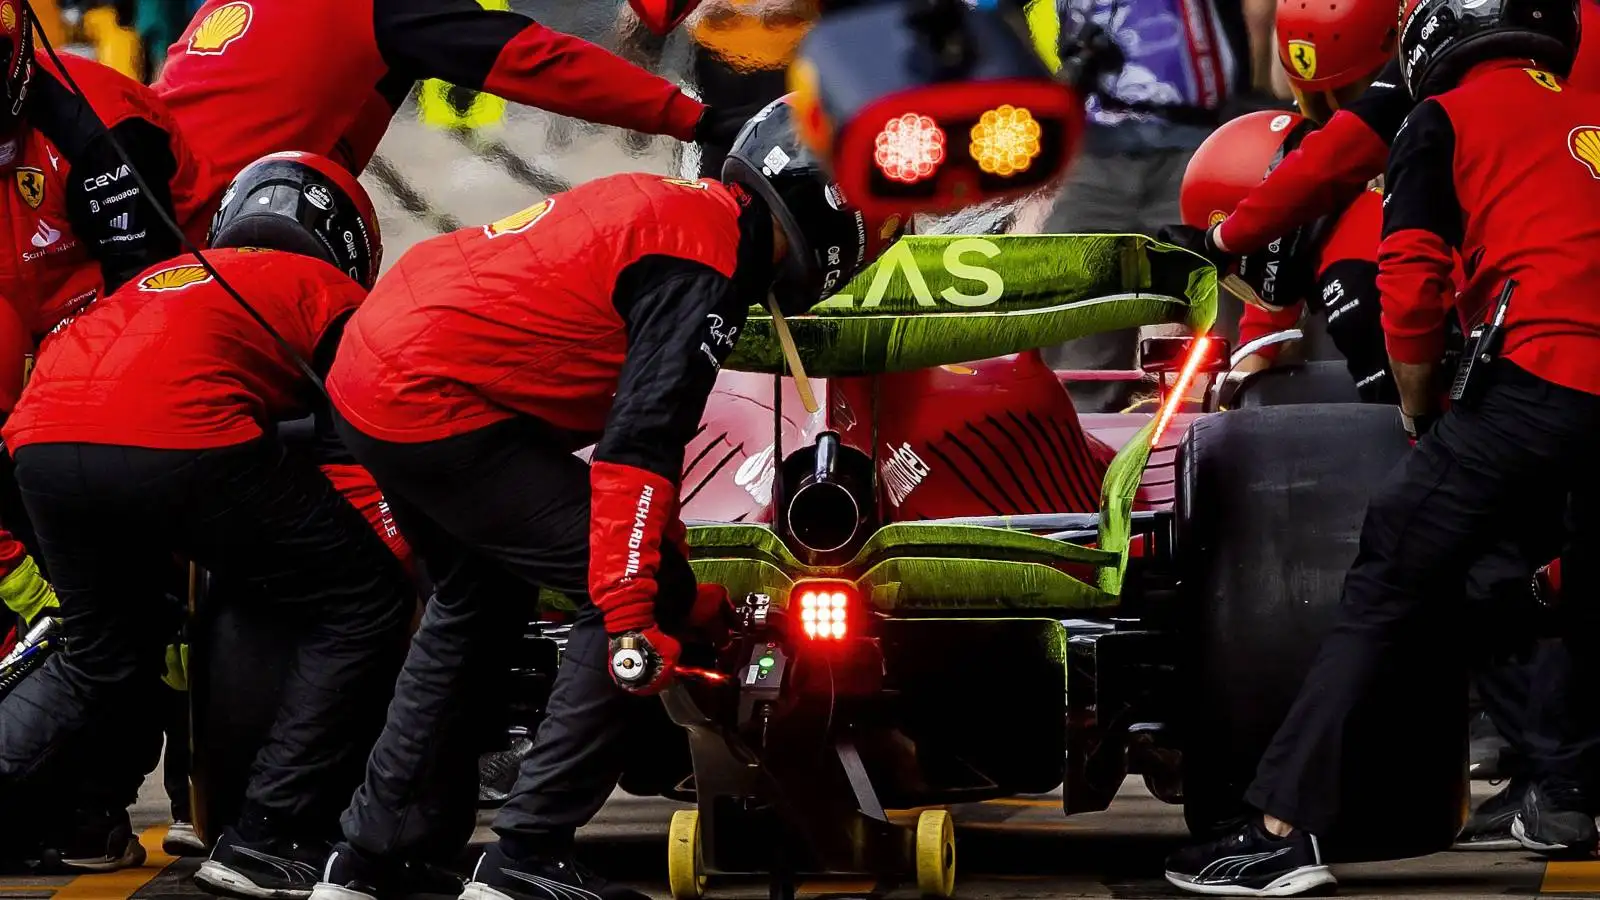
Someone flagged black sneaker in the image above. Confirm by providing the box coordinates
[460,843,649,900]
[1165,818,1335,897]
[1455,780,1527,851]
[194,827,328,899]
[308,842,465,900]
[37,806,147,874]
[1513,781,1599,858]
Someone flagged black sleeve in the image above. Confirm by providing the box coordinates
[63,118,182,295]
[299,310,357,465]
[371,0,525,87]
[594,255,750,482]
[1316,259,1396,404]
[1382,99,1464,248]
[1346,58,1414,145]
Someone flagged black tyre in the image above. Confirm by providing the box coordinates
[1230,361,1361,408]
[1176,405,1467,863]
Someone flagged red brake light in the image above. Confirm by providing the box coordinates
[874,113,947,184]
[796,581,856,640]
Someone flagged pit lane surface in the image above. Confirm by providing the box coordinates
[4,779,1587,900]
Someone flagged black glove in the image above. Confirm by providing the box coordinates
[1155,224,1234,269]
[1400,409,1439,442]
[1235,223,1315,312]
[693,101,770,150]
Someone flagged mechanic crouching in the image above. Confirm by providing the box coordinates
[303,95,908,900]
[1165,0,1600,893]
[0,153,416,899]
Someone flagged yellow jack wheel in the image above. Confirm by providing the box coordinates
[668,809,708,900]
[914,809,956,899]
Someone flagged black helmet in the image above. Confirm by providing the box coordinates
[208,151,383,288]
[0,0,34,146]
[1398,0,1580,98]
[722,94,910,316]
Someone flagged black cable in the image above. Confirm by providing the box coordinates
[24,2,329,396]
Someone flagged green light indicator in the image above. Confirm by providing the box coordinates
[759,655,775,668]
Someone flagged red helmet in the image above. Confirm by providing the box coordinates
[208,152,382,288]
[0,0,34,146]
[1179,110,1308,230]
[1276,0,1397,118]
[628,0,703,35]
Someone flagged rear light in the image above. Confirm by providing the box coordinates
[874,113,947,184]
[795,580,857,640]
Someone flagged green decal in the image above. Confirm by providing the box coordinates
[724,234,1218,377]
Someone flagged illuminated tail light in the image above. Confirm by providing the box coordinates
[969,105,1042,177]
[874,113,947,184]
[796,581,856,640]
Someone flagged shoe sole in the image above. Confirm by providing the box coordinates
[1511,816,1599,858]
[460,885,519,900]
[1165,865,1336,897]
[308,884,377,900]
[194,861,314,900]
[1451,836,1523,852]
[59,839,147,873]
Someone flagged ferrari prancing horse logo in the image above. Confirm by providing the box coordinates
[483,197,554,239]
[1287,40,1317,80]
[14,167,43,209]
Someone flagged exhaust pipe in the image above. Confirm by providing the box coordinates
[785,432,864,555]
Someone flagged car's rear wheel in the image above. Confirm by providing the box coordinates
[1229,361,1361,408]
[1175,405,1467,863]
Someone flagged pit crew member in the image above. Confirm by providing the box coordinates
[1166,0,1600,892]
[155,0,757,213]
[0,153,415,898]
[306,96,909,900]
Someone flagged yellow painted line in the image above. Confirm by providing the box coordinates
[797,878,878,895]
[1542,860,1600,893]
[52,827,176,900]
[979,798,1062,809]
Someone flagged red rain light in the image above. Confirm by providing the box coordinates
[797,582,855,640]
[1150,336,1212,448]
[874,113,946,184]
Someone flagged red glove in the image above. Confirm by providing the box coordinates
[589,460,678,637]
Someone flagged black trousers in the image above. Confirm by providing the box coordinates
[336,414,694,862]
[1246,362,1600,834]
[0,439,413,831]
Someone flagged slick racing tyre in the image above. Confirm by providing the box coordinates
[1175,405,1467,863]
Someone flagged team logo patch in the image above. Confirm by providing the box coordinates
[1269,114,1294,133]
[660,177,708,190]
[940,364,977,375]
[0,3,16,35]
[1207,210,1226,228]
[1526,68,1563,91]
[1570,127,1600,179]
[15,167,43,209]
[483,197,554,239]
[140,264,213,293]
[189,1,253,56]
[1287,40,1317,80]
[880,214,903,241]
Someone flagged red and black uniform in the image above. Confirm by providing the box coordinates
[327,172,774,862]
[6,53,207,339]
[155,0,707,212]
[0,249,414,831]
[1236,187,1395,403]
[1237,62,1600,840]
[1219,0,1600,256]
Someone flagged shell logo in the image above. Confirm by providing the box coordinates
[189,2,253,56]
[1570,126,1600,179]
[1208,210,1226,228]
[140,264,213,293]
[483,197,554,239]
[0,4,16,35]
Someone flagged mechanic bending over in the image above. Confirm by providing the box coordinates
[155,0,764,216]
[1165,0,1600,893]
[0,153,417,899]
[293,96,909,900]
[1176,99,1586,856]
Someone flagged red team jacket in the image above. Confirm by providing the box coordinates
[1219,0,1600,255]
[4,54,207,339]
[1379,62,1600,395]
[330,174,763,458]
[5,249,363,452]
[155,0,706,211]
